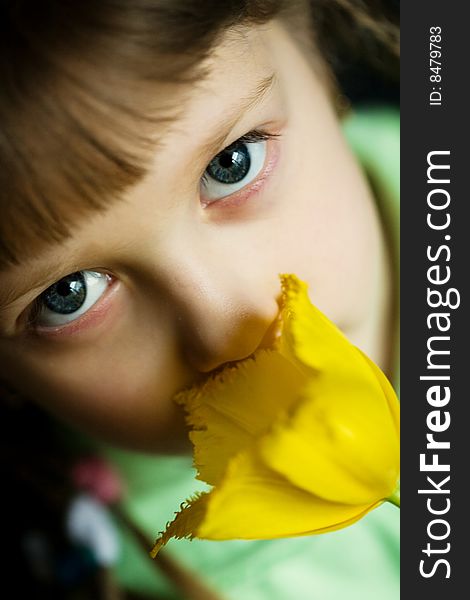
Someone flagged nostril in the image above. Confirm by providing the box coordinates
[186,343,252,374]
[183,313,280,374]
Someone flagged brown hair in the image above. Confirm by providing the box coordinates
[0,0,398,270]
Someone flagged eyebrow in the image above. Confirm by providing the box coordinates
[197,72,277,158]
[0,72,277,307]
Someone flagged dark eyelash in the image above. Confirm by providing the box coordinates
[26,297,42,327]
[236,129,280,144]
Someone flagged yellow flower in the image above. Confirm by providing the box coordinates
[151,275,400,557]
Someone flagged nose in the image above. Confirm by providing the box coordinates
[154,237,280,373]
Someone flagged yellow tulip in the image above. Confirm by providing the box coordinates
[151,274,400,557]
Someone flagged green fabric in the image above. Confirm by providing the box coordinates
[343,108,400,392]
[102,107,400,600]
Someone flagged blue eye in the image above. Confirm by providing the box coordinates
[206,141,252,185]
[43,272,87,315]
[201,131,271,202]
[36,271,110,327]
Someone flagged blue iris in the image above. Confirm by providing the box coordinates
[42,272,87,314]
[206,142,251,184]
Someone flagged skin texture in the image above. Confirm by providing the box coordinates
[0,21,391,453]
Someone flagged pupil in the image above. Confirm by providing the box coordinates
[57,281,71,296]
[219,152,235,168]
[207,142,250,184]
[43,272,87,315]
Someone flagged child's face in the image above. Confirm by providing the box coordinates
[0,21,390,452]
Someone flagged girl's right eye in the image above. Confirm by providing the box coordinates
[200,129,277,204]
[32,271,111,327]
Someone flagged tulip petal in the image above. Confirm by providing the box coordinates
[198,450,375,540]
[150,450,377,556]
[150,492,209,557]
[280,274,369,374]
[175,350,307,486]
[260,377,399,505]
[358,349,400,435]
[259,276,400,505]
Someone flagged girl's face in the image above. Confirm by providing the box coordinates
[0,22,391,452]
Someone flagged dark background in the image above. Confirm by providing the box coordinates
[337,0,399,107]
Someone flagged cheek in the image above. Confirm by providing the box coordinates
[255,142,383,329]
[0,326,193,453]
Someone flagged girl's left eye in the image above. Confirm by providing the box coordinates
[201,131,273,203]
[32,271,111,328]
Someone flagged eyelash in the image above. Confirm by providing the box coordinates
[27,298,44,327]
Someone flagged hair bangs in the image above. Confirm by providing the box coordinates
[0,1,286,269]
